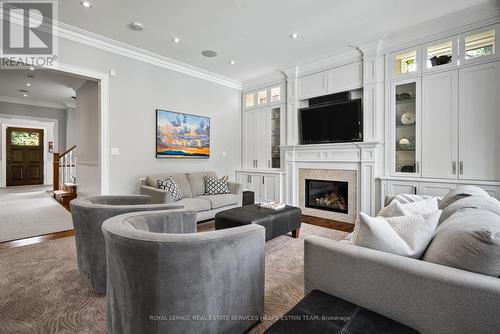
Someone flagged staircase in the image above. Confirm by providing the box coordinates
[53,145,77,210]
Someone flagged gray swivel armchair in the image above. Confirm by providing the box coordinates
[102,210,265,334]
[70,195,181,293]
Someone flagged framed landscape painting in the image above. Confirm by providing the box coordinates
[156,109,210,158]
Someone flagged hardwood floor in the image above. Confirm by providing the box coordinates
[0,230,74,249]
[0,214,351,250]
[302,214,354,233]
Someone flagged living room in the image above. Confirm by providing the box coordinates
[1,0,500,333]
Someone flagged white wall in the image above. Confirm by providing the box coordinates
[69,81,100,196]
[58,38,241,194]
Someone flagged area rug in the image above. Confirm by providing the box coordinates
[0,222,347,333]
[0,185,73,242]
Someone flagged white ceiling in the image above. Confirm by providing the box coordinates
[59,0,490,82]
[0,69,80,108]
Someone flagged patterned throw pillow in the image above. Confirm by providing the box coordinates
[157,177,183,202]
[204,175,230,195]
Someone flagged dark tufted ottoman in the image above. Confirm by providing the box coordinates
[215,205,302,241]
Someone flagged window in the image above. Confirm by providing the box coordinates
[244,93,255,107]
[270,86,281,102]
[426,41,453,68]
[11,131,40,146]
[465,29,495,60]
[394,50,417,75]
[257,90,268,105]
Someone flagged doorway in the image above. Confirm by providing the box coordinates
[6,127,44,186]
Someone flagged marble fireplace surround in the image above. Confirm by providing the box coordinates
[283,142,379,222]
[299,168,357,223]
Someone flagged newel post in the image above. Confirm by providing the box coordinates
[53,152,60,192]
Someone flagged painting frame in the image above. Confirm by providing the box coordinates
[156,109,210,159]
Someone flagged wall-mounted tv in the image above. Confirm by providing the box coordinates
[299,99,363,144]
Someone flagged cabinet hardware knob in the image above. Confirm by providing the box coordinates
[459,161,464,175]
[452,161,457,175]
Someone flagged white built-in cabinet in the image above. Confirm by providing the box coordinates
[391,61,500,182]
[458,61,500,181]
[297,61,363,100]
[240,83,285,203]
[421,70,458,179]
[242,105,283,170]
[236,170,284,203]
[382,23,500,204]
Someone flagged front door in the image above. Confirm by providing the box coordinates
[6,127,44,186]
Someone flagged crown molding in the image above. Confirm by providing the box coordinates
[56,22,242,90]
[379,1,500,53]
[0,95,66,109]
[244,1,499,86]
[293,47,363,77]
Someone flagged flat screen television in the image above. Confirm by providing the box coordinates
[299,99,363,144]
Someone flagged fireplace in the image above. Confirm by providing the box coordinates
[305,179,348,214]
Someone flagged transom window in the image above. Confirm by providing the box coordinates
[244,84,283,109]
[11,131,40,146]
[394,50,417,75]
[465,29,495,60]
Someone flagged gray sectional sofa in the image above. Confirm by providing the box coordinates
[140,171,242,222]
[304,188,500,334]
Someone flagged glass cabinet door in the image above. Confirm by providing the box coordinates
[393,80,419,175]
[270,107,281,169]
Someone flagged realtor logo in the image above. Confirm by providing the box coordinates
[1,0,58,68]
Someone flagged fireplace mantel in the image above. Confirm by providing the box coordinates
[283,141,380,217]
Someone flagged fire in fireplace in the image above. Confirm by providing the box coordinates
[305,179,348,214]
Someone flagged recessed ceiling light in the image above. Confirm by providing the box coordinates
[80,1,93,8]
[290,33,299,39]
[129,22,144,31]
[201,50,218,58]
[23,93,28,97]
[172,37,180,43]
[230,60,236,65]
[29,67,35,71]
[26,82,31,87]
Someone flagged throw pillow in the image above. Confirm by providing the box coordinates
[391,194,435,204]
[438,195,500,225]
[204,175,230,195]
[157,177,183,202]
[438,185,490,210]
[423,208,500,277]
[354,211,441,258]
[377,200,412,218]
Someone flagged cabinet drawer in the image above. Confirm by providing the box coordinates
[419,182,456,197]
[386,181,419,196]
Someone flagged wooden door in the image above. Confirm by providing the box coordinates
[6,127,44,186]
[458,61,500,181]
[421,70,458,179]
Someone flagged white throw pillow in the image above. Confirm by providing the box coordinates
[377,200,412,218]
[378,197,439,218]
[354,211,441,258]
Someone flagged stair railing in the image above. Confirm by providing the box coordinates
[53,145,77,191]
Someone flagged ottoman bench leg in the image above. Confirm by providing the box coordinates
[291,228,300,238]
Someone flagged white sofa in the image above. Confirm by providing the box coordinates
[140,171,242,222]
